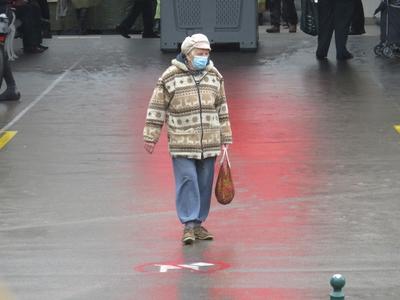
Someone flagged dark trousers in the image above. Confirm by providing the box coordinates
[119,0,154,35]
[1,52,16,89]
[317,0,355,57]
[37,0,51,36]
[270,0,298,26]
[0,5,16,89]
[37,0,50,19]
[15,2,43,48]
[75,8,89,34]
[350,0,365,34]
[0,5,15,89]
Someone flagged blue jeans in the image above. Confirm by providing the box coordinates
[172,157,216,227]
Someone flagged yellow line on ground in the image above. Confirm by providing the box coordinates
[0,131,17,150]
[395,125,400,134]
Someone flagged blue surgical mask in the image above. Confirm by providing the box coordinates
[192,56,209,70]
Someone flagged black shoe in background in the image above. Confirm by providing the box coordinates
[348,29,366,35]
[266,25,280,33]
[142,32,160,38]
[0,89,21,101]
[142,32,160,39]
[38,45,49,50]
[116,25,131,38]
[337,52,354,60]
[24,46,46,54]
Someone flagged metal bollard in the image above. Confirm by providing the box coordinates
[331,274,346,300]
[330,274,346,300]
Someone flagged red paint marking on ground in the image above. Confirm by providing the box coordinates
[210,288,312,299]
[228,94,321,201]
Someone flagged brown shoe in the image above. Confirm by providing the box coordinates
[266,25,280,33]
[182,228,195,245]
[289,24,297,33]
[194,226,214,240]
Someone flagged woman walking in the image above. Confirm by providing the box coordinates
[143,33,233,245]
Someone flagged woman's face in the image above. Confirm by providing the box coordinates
[187,48,210,70]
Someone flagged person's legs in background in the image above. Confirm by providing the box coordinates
[37,0,52,38]
[141,0,157,37]
[116,0,158,38]
[334,0,355,59]
[0,2,20,101]
[0,53,20,101]
[349,0,365,35]
[283,0,298,32]
[153,0,160,34]
[76,7,90,35]
[317,0,334,59]
[16,2,46,53]
[281,0,289,28]
[266,0,281,33]
[116,0,143,38]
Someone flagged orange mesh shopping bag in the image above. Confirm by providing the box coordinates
[215,147,235,205]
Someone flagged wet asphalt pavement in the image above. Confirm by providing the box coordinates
[1,26,400,300]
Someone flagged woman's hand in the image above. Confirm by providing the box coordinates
[144,142,155,154]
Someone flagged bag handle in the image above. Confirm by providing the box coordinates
[219,146,231,168]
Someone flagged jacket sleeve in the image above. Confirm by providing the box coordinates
[215,80,233,144]
[143,78,171,143]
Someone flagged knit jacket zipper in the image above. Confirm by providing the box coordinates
[193,75,204,159]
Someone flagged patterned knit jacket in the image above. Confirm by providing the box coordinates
[143,58,233,159]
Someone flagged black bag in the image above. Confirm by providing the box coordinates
[300,0,319,36]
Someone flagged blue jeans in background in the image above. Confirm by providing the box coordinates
[172,157,216,227]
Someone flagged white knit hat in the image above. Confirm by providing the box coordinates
[181,33,211,55]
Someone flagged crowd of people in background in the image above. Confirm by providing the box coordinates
[0,0,369,103]
[263,0,365,60]
[0,0,161,102]
[0,0,51,54]
[2,0,162,52]
[0,0,54,102]
[2,0,367,47]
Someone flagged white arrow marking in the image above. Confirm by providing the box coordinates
[178,262,215,271]
[190,262,215,267]
[155,264,182,273]
[154,262,216,273]
[178,264,200,271]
